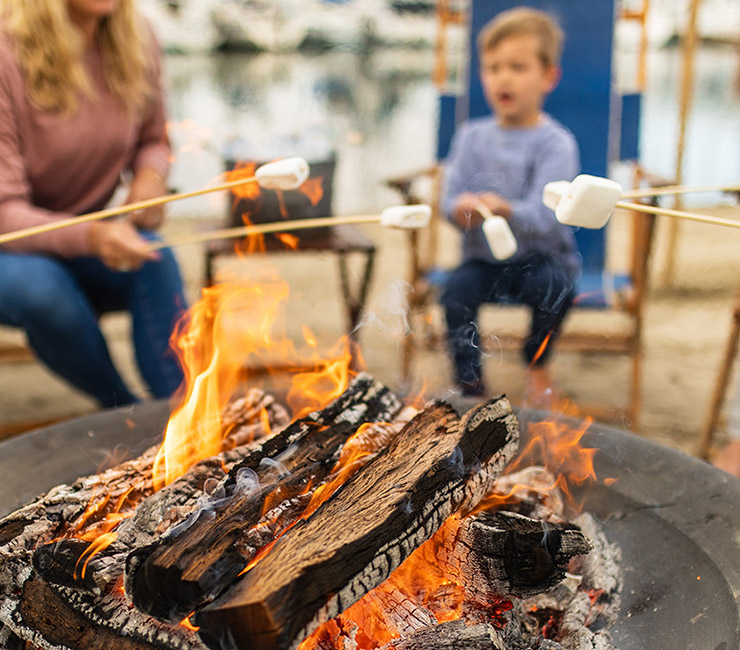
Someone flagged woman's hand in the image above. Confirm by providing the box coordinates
[125,167,168,231]
[88,220,159,272]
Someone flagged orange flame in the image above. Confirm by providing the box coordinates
[529,331,553,368]
[225,161,260,200]
[276,232,299,249]
[153,275,357,490]
[496,399,600,509]
[75,532,118,580]
[180,614,200,632]
[232,213,266,255]
[300,176,324,206]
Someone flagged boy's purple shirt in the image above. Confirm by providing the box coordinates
[442,113,581,277]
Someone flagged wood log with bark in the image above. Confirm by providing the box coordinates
[193,396,519,650]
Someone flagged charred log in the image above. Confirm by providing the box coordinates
[125,375,403,623]
[194,396,519,650]
[15,576,195,650]
[439,511,592,601]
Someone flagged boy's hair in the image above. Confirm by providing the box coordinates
[477,7,564,68]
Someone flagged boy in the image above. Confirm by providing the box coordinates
[441,7,580,402]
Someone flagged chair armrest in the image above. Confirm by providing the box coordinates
[384,165,440,205]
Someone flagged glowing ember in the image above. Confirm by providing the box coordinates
[298,516,513,649]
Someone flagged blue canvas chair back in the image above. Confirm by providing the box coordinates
[438,0,641,309]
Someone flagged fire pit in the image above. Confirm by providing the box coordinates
[0,400,737,650]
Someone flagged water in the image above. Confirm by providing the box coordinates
[164,49,438,219]
[639,46,740,195]
[163,44,740,221]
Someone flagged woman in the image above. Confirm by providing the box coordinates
[0,0,186,407]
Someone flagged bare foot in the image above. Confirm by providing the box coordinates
[713,439,740,479]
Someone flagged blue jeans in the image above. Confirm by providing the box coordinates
[0,235,186,408]
[440,254,575,387]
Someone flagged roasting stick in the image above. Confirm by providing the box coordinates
[614,201,740,230]
[543,175,740,231]
[623,182,740,201]
[0,157,310,246]
[148,204,433,251]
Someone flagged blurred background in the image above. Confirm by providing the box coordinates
[1,0,739,461]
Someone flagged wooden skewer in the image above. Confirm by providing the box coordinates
[622,182,740,200]
[148,214,385,251]
[0,175,261,246]
[615,200,740,230]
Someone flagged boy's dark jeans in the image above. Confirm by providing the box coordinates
[441,254,576,389]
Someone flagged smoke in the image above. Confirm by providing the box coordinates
[353,278,413,339]
[169,467,262,539]
[258,456,290,481]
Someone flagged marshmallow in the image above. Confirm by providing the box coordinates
[543,175,624,229]
[379,204,432,229]
[482,216,518,260]
[475,202,517,260]
[255,157,310,190]
[542,180,572,211]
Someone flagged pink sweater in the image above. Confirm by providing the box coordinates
[0,28,170,257]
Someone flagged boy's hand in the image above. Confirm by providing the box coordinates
[453,193,485,229]
[478,192,512,220]
[125,167,168,231]
[453,192,512,229]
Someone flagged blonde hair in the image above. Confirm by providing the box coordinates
[1,0,154,115]
[477,7,563,69]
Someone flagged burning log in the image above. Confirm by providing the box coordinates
[125,375,405,622]
[193,396,519,650]
[438,510,593,601]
